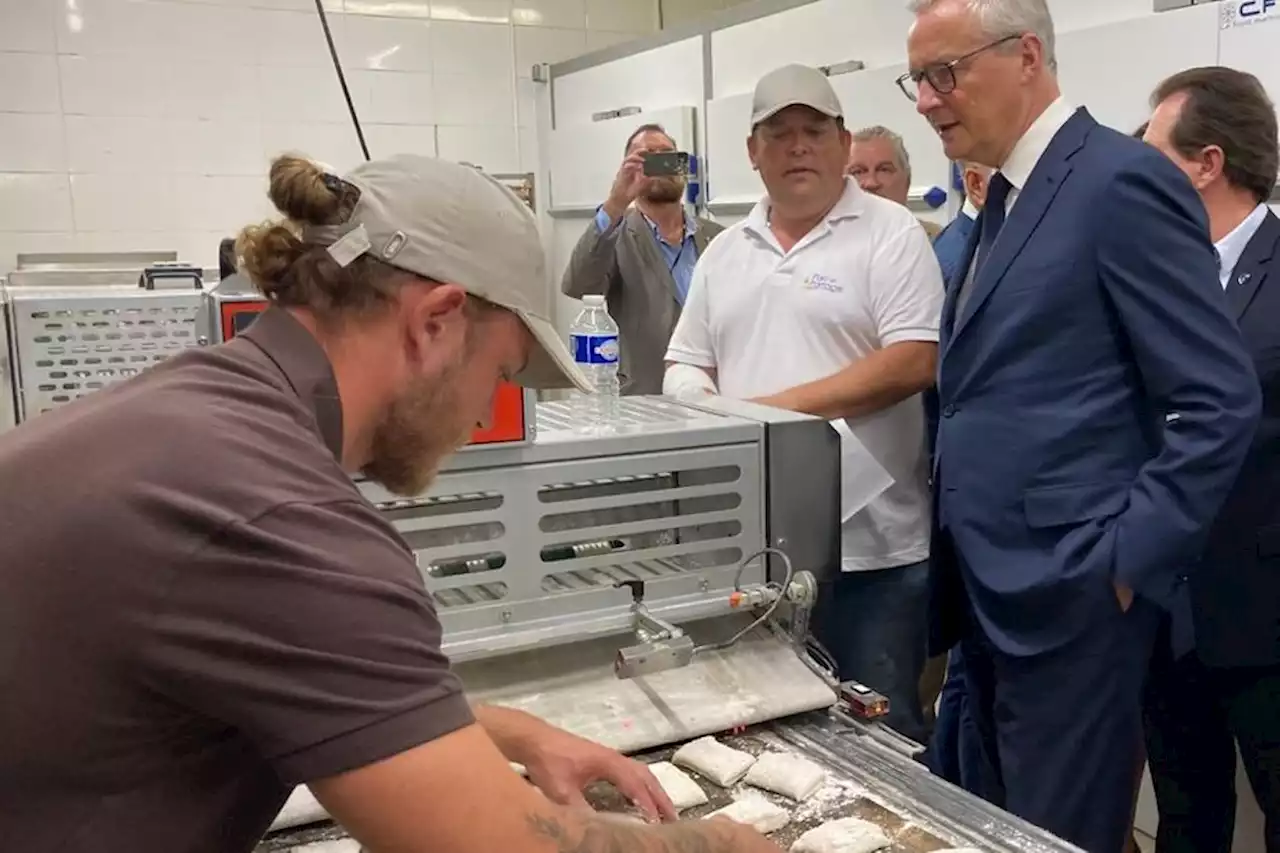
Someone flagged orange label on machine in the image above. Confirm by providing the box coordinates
[220,300,270,342]
[470,381,527,445]
[218,300,527,447]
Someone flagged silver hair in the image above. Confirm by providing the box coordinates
[907,0,1057,73]
[852,125,913,182]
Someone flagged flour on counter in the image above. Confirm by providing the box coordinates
[791,775,869,823]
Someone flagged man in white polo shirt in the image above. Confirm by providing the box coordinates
[663,64,944,743]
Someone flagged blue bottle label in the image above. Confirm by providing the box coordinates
[571,333,620,365]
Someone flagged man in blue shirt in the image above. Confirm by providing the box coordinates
[561,124,724,395]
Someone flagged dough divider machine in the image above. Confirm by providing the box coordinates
[0,255,1084,853]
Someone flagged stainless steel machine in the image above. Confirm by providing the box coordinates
[1,255,1084,853]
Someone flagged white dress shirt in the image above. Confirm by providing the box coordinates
[997,96,1078,215]
[1214,202,1269,288]
[957,97,1077,306]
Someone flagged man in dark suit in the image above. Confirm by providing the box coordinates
[921,158,1001,804]
[902,2,1262,851]
[1140,66,1280,853]
[561,124,723,395]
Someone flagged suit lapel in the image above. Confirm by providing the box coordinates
[940,215,982,353]
[626,208,682,305]
[1226,210,1280,320]
[948,109,1094,345]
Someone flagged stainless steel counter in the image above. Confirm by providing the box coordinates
[258,711,1083,853]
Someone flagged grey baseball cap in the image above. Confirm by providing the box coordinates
[302,154,591,394]
[751,63,844,126]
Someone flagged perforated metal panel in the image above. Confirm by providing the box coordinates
[7,288,203,420]
[357,397,776,661]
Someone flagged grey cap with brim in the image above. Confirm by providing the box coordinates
[751,63,845,126]
[302,154,592,394]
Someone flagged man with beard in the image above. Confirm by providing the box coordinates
[664,64,944,745]
[0,154,783,853]
[562,124,724,395]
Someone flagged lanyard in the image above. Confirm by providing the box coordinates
[666,238,688,274]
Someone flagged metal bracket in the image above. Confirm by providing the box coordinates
[613,580,696,678]
[819,59,866,77]
[591,106,643,123]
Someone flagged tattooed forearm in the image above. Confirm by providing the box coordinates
[526,812,729,853]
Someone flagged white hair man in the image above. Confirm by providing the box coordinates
[664,64,945,746]
[902,1,1261,851]
[847,125,913,205]
[848,126,943,239]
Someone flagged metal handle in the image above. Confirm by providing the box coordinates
[138,263,204,292]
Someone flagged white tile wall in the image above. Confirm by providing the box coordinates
[0,0,658,271]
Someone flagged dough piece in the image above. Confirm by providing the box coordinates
[706,796,791,834]
[648,761,710,811]
[790,818,891,853]
[933,849,987,852]
[744,751,826,802]
[672,736,757,787]
[272,786,329,831]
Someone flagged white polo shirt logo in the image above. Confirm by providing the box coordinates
[804,272,842,293]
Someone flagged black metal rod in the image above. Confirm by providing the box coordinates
[314,0,370,162]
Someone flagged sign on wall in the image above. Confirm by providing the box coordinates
[1221,0,1278,27]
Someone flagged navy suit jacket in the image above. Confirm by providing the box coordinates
[1194,209,1280,668]
[925,212,978,464]
[929,108,1262,658]
[932,211,977,286]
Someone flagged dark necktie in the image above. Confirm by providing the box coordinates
[956,172,1012,317]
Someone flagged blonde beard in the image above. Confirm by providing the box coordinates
[362,359,472,498]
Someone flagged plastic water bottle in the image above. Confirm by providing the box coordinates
[569,295,620,430]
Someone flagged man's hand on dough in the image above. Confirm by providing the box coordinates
[522,724,678,823]
[471,704,677,822]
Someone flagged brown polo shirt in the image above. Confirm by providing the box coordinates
[0,308,474,853]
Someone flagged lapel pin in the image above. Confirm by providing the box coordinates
[1238,272,1251,286]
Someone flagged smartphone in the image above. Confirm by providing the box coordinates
[643,151,690,177]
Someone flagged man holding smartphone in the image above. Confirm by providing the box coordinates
[561,124,724,395]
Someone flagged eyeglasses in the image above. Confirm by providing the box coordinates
[896,34,1022,102]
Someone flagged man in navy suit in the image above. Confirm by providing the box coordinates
[902,2,1262,851]
[1140,66,1280,853]
[922,158,1002,805]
